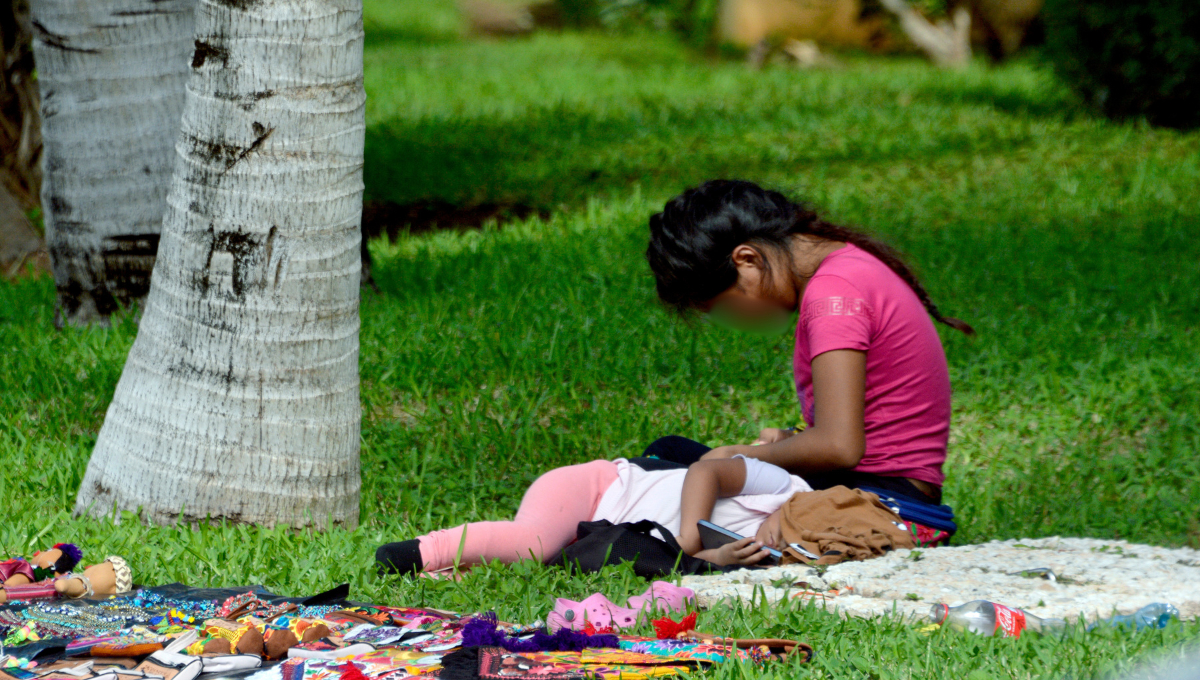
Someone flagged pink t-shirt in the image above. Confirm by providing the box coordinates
[793,243,951,487]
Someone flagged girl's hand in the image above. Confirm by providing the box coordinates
[752,427,795,446]
[695,537,771,567]
[699,445,752,461]
[754,509,784,549]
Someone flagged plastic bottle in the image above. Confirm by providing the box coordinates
[1087,603,1179,632]
[929,601,1066,638]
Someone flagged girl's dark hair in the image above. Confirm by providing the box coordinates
[646,180,974,336]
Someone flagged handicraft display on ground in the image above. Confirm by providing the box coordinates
[2,551,809,680]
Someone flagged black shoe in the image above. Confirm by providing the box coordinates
[375,539,423,576]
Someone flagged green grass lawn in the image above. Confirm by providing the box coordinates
[3,1,1200,677]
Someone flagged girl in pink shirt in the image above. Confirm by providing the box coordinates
[380,179,971,576]
[644,180,973,543]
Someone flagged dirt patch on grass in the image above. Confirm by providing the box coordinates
[3,247,50,281]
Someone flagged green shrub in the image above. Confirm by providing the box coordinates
[1042,0,1200,129]
[554,0,602,27]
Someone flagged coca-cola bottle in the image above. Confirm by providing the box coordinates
[930,601,1066,638]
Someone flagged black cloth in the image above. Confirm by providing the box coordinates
[437,647,482,680]
[626,456,687,472]
[376,539,423,576]
[640,435,941,505]
[641,435,711,467]
[1,639,68,663]
[548,519,738,578]
[143,582,350,606]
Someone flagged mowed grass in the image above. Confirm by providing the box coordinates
[3,0,1200,677]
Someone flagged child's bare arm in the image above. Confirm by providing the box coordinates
[676,458,749,555]
[695,537,772,567]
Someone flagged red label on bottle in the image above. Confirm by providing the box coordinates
[993,604,1027,637]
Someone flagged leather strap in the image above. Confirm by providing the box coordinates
[686,631,813,662]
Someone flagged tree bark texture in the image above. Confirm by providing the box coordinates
[75,0,365,529]
[29,0,195,326]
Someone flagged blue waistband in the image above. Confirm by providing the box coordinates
[857,485,958,534]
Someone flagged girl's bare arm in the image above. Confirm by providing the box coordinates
[701,349,867,473]
[676,458,747,555]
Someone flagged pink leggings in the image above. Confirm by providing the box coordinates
[417,460,619,571]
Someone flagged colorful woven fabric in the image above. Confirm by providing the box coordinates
[3,583,803,680]
[475,646,703,680]
[268,649,442,680]
[618,636,757,663]
[65,627,183,657]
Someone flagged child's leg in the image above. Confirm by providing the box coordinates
[416,459,618,571]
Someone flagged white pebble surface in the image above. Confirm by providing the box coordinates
[681,537,1200,623]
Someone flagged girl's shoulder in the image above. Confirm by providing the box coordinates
[816,244,895,282]
[808,244,914,303]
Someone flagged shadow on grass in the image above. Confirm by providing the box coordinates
[363,102,1039,208]
[912,78,1086,121]
[364,24,460,48]
[914,53,1096,122]
[362,199,548,241]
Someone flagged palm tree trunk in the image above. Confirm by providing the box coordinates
[74,0,365,528]
[29,0,195,327]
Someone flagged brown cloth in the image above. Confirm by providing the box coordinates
[779,486,916,565]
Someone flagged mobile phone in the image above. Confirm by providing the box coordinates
[696,520,782,565]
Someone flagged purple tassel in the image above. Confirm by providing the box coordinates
[52,543,83,572]
[462,614,620,652]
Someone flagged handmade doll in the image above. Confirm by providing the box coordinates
[1,543,82,584]
[0,544,131,602]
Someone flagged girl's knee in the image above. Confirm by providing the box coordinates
[531,459,613,488]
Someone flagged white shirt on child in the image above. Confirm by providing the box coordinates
[591,456,811,538]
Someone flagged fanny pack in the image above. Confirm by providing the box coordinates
[856,486,958,537]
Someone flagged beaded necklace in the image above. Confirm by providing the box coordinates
[297,605,341,619]
[0,590,220,646]
[117,590,219,619]
[28,601,140,627]
[1,602,128,643]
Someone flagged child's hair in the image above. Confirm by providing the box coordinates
[645,179,974,336]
